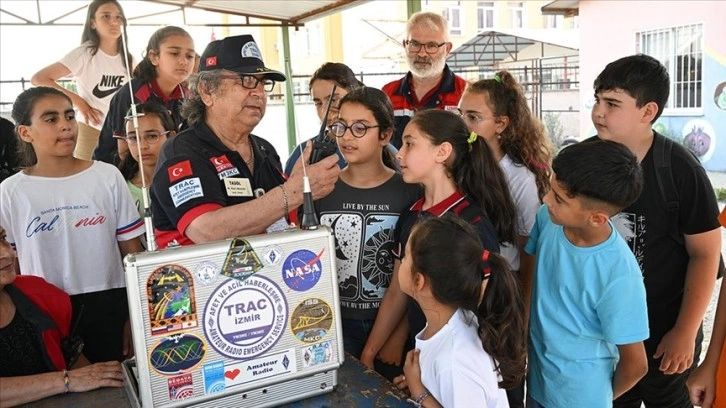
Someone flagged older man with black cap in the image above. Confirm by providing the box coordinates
[151,34,340,248]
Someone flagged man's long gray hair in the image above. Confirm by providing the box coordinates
[181,70,224,128]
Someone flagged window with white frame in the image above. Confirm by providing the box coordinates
[305,22,323,56]
[544,14,563,29]
[442,5,463,36]
[636,23,704,113]
[477,2,495,31]
[507,2,525,29]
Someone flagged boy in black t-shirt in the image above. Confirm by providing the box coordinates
[590,54,722,408]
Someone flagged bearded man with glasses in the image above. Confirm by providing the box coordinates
[151,35,340,249]
[382,11,467,149]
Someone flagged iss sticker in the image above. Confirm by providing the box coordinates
[202,361,226,395]
[224,349,297,388]
[290,298,333,343]
[167,373,194,401]
[222,239,264,282]
[204,275,288,360]
[302,340,334,368]
[281,249,325,291]
[194,261,219,286]
[149,333,206,376]
[262,245,283,266]
[147,264,198,335]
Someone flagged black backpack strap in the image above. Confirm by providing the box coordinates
[652,132,683,245]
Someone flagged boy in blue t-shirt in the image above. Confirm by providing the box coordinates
[525,140,649,407]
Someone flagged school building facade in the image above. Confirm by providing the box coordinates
[544,0,726,171]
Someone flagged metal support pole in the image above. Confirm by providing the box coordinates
[406,0,421,17]
[281,26,297,155]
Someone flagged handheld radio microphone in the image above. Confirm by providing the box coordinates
[308,85,338,164]
[300,85,338,229]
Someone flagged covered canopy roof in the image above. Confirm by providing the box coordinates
[146,0,365,26]
[447,29,579,69]
[0,0,367,27]
[541,0,580,16]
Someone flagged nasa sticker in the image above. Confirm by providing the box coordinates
[147,264,198,335]
[262,245,283,266]
[167,373,194,401]
[148,332,206,376]
[240,41,262,60]
[203,275,288,360]
[290,298,333,343]
[302,340,334,369]
[281,249,325,291]
[222,239,264,282]
[194,261,219,286]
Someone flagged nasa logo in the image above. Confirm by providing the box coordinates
[194,261,219,286]
[290,298,333,344]
[281,249,324,291]
[203,275,287,360]
[148,333,206,376]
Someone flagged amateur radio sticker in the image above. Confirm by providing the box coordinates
[223,349,297,388]
[203,275,288,360]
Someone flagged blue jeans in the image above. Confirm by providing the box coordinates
[341,318,404,382]
[341,318,375,359]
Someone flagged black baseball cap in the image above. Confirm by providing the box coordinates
[199,34,286,82]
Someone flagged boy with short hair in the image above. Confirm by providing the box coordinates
[591,54,722,408]
[525,139,650,407]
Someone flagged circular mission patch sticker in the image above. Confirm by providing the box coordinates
[203,276,287,360]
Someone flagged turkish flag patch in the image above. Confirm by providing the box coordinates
[168,160,193,182]
[205,56,217,67]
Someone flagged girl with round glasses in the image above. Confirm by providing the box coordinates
[313,87,421,381]
[117,102,176,245]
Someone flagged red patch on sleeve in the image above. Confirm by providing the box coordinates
[210,155,233,172]
[168,160,193,183]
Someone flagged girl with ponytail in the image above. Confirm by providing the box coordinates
[394,215,526,407]
[459,74,552,405]
[361,109,517,377]
[93,26,195,164]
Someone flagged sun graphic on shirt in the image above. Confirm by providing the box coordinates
[361,227,395,290]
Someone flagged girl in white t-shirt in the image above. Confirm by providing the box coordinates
[395,216,526,408]
[31,0,132,160]
[0,87,144,363]
[458,70,553,317]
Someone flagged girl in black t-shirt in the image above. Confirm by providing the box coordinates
[313,87,421,380]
